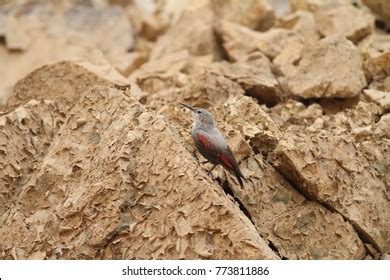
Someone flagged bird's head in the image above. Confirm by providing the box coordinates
[179,103,215,127]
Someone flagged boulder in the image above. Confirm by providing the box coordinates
[6,51,129,111]
[272,100,390,253]
[364,52,390,92]
[0,87,278,260]
[156,95,367,259]
[363,89,390,112]
[211,0,275,31]
[214,20,305,65]
[362,0,390,24]
[287,35,367,99]
[278,10,320,42]
[150,5,222,60]
[209,53,283,106]
[314,4,374,43]
[214,20,263,62]
[0,100,66,226]
[0,2,134,109]
[289,0,352,12]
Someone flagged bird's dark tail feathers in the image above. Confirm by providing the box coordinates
[234,168,245,188]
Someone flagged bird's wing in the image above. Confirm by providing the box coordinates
[196,133,221,157]
[218,146,236,170]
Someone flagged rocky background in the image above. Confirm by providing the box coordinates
[0,0,389,260]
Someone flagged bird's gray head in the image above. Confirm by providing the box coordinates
[179,103,215,127]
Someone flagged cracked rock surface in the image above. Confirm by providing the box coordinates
[0,0,388,259]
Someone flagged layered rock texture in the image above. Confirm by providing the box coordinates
[0,0,389,260]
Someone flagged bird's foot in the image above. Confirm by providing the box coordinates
[207,164,217,176]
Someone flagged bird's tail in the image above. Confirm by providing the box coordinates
[234,168,245,188]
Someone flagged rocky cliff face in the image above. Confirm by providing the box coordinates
[0,0,389,260]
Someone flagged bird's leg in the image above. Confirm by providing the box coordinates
[207,164,217,175]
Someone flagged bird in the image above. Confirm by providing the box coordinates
[179,103,245,187]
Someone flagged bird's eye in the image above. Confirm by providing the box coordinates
[197,110,202,114]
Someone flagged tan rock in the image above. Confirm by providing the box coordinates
[219,96,282,155]
[233,156,365,259]
[111,52,148,77]
[4,16,30,51]
[375,113,390,138]
[157,95,366,259]
[269,100,323,129]
[0,100,66,226]
[126,3,169,42]
[274,125,390,253]
[214,20,263,62]
[209,53,283,106]
[287,35,367,98]
[150,5,222,60]
[359,32,390,60]
[278,10,320,42]
[130,50,212,95]
[364,52,390,91]
[0,2,134,109]
[6,50,129,111]
[0,87,278,260]
[364,89,390,111]
[289,0,352,12]
[362,0,390,24]
[180,71,245,108]
[314,5,374,43]
[211,0,275,31]
[257,28,305,60]
[272,37,305,77]
[214,20,305,63]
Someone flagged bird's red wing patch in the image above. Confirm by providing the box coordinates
[197,134,213,150]
[219,153,233,170]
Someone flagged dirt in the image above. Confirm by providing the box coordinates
[0,0,389,260]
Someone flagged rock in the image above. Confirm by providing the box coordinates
[210,0,275,31]
[362,0,390,24]
[0,100,66,226]
[218,96,282,155]
[214,20,305,64]
[274,124,390,253]
[180,71,245,108]
[126,2,169,42]
[314,5,374,43]
[256,28,305,60]
[207,97,365,259]
[6,50,129,111]
[0,87,278,260]
[214,20,263,62]
[364,51,390,92]
[130,50,213,96]
[269,100,323,129]
[278,10,320,42]
[363,89,390,112]
[272,37,305,77]
[158,95,366,259]
[375,113,390,138]
[209,52,283,106]
[234,156,366,259]
[289,0,352,12]
[287,35,367,99]
[0,2,134,109]
[4,16,30,51]
[150,5,222,60]
[359,33,390,60]
[64,5,134,57]
[112,52,148,77]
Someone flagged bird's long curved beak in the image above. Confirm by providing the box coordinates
[178,102,195,112]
